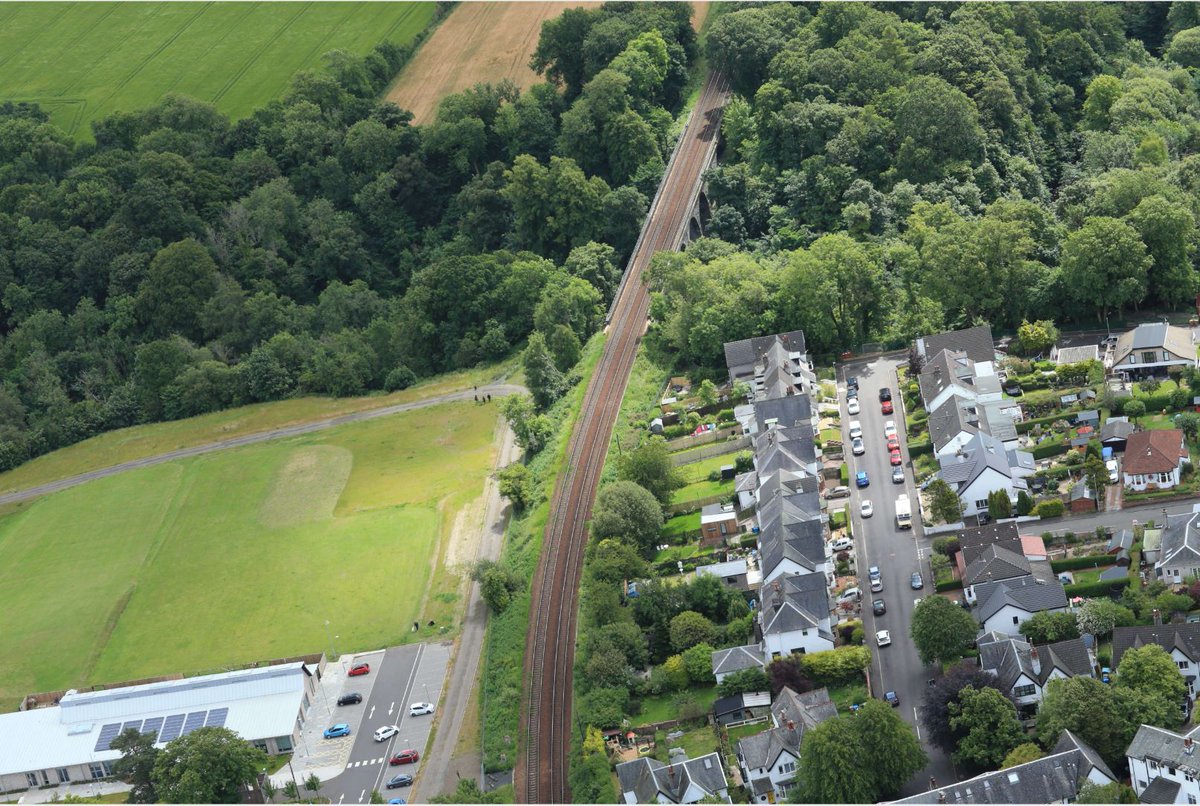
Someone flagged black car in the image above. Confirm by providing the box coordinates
[847,376,859,389]
[846,386,859,399]
[337,693,362,706]
[387,775,414,789]
[872,599,886,616]
[879,387,892,402]
[1004,382,1023,396]
[1029,475,1047,493]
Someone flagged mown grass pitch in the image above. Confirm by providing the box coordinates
[0,400,496,709]
[0,1,435,137]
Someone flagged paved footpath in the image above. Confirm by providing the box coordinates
[0,382,525,505]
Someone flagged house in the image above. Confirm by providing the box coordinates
[758,574,836,660]
[928,396,983,457]
[1101,417,1135,453]
[1126,724,1200,805]
[1075,409,1100,429]
[746,394,816,437]
[695,558,758,594]
[616,752,731,804]
[1123,430,1190,492]
[973,576,1069,635]
[1053,344,1099,365]
[1155,512,1200,587]
[955,522,1034,594]
[737,688,837,803]
[890,730,1115,804]
[700,503,738,546]
[914,325,996,369]
[918,349,984,413]
[938,432,1034,520]
[713,691,771,727]
[1112,623,1200,695]
[724,331,812,393]
[711,645,766,684]
[1112,323,1198,378]
[1068,480,1098,513]
[977,632,1095,718]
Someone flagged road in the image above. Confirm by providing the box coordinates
[0,382,525,505]
[840,355,957,794]
[517,73,729,803]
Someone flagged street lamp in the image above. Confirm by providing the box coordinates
[323,620,337,660]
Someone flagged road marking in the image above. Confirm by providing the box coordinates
[913,707,922,740]
[371,645,426,795]
[338,795,345,804]
[388,701,395,716]
[368,705,375,720]
[358,790,364,802]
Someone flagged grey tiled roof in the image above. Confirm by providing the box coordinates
[1053,729,1116,781]
[1159,512,1200,570]
[772,687,837,728]
[1054,345,1099,364]
[1101,418,1135,442]
[928,397,981,453]
[1126,724,1200,780]
[752,395,813,433]
[616,752,729,803]
[959,522,1022,560]
[738,687,836,774]
[1113,624,1200,669]
[977,634,1091,690]
[1140,776,1181,804]
[1099,565,1129,581]
[938,432,1017,489]
[737,725,800,773]
[918,349,977,407]
[915,325,995,366]
[760,573,829,636]
[724,331,807,378]
[964,544,1032,587]
[975,576,1068,624]
[711,645,765,676]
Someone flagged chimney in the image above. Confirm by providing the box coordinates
[1030,646,1041,677]
[1187,738,1195,756]
[668,764,675,780]
[1154,608,1163,626]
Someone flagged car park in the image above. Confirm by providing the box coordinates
[849,420,863,439]
[390,750,420,765]
[409,702,435,716]
[847,398,860,415]
[876,630,892,647]
[861,499,873,518]
[872,599,886,615]
[889,450,903,466]
[881,399,893,414]
[348,663,370,677]
[830,536,854,552]
[911,572,924,589]
[374,725,400,742]
[884,691,900,707]
[883,421,897,439]
[825,485,851,499]
[856,471,869,488]
[323,724,351,739]
[386,775,414,789]
[879,387,892,402]
[337,693,362,706]
[852,437,865,455]
[1107,459,1119,483]
[892,467,904,484]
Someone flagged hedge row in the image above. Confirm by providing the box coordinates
[1064,577,1131,598]
[1050,554,1113,571]
[1031,441,1069,460]
[1035,499,1066,518]
[935,578,964,592]
[908,441,934,458]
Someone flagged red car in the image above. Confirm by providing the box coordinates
[348,663,370,677]
[889,449,903,466]
[390,750,420,765]
[886,436,900,452]
[881,400,894,414]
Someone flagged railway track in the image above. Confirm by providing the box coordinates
[517,73,729,805]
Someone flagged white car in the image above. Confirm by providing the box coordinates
[876,630,892,647]
[849,420,863,439]
[1106,459,1119,483]
[830,536,854,552]
[837,587,862,604]
[851,437,865,455]
[883,421,897,439]
[860,499,873,518]
[847,398,860,415]
[409,702,435,716]
[373,725,400,742]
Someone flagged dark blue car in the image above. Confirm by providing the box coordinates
[856,471,869,488]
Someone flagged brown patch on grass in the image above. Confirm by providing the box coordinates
[259,445,352,528]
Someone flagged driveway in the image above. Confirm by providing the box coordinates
[840,356,957,794]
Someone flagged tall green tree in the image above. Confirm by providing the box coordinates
[589,480,663,557]
[135,238,220,340]
[110,727,161,803]
[1115,644,1187,724]
[523,331,567,409]
[617,437,683,506]
[797,701,926,802]
[948,686,1025,770]
[1059,217,1151,320]
[910,596,977,665]
[927,479,963,524]
[151,727,267,803]
[1037,677,1174,768]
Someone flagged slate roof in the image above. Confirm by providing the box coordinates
[1113,624,1200,669]
[724,331,808,379]
[1113,323,1195,366]
[959,522,1023,559]
[1108,528,1135,554]
[1140,776,1181,804]
[1099,565,1129,581]
[711,645,765,677]
[616,752,729,804]
[977,634,1093,690]
[890,729,1112,804]
[938,432,1025,490]
[928,396,981,453]
[965,544,1032,587]
[738,688,836,775]
[1158,512,1200,570]
[760,573,830,637]
[915,325,995,366]
[752,394,813,434]
[975,576,1068,624]
[738,723,801,773]
[918,349,977,407]
[1101,418,1135,442]
[1054,345,1099,365]
[772,686,837,729]
[758,516,825,578]
[1124,429,1188,475]
[1127,724,1200,781]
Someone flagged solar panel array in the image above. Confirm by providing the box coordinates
[93,706,233,751]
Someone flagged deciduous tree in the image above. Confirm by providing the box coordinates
[948,686,1025,770]
[910,597,977,665]
[151,727,267,803]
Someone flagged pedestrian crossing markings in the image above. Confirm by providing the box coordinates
[347,758,385,768]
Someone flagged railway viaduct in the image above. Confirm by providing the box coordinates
[517,73,730,805]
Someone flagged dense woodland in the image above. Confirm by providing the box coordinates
[648,1,1200,372]
[0,3,698,469]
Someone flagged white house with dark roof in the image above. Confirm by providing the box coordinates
[1112,623,1200,696]
[973,576,1068,635]
[711,645,766,684]
[1124,429,1191,493]
[937,432,1034,521]
[1111,323,1198,378]
[914,325,997,369]
[736,687,837,803]
[919,349,982,414]
[977,632,1095,718]
[890,730,1115,804]
[758,575,835,660]
[616,751,730,804]
[1155,511,1200,586]
[1127,724,1200,804]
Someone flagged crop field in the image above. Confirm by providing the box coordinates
[0,400,497,709]
[0,1,435,137]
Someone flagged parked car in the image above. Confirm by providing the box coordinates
[847,398,860,415]
[830,536,854,552]
[388,800,407,805]
[856,471,870,488]
[886,436,899,451]
[323,724,351,739]
[868,565,881,581]
[871,577,883,593]
[879,387,892,402]
[881,399,893,415]
[409,702,435,716]
[374,725,400,742]
[892,467,905,484]
[837,587,862,603]
[1004,383,1023,396]
[348,663,370,677]
[825,485,852,499]
[337,693,362,706]
[390,750,420,765]
[852,437,865,455]
[872,599,886,616]
[889,450,903,466]
[386,775,414,789]
[876,630,892,647]
[861,499,874,518]
[847,385,859,399]
[1030,475,1047,492]
[847,376,859,389]
[849,420,863,439]
[1106,459,1119,483]
[910,572,924,590]
[883,421,897,439]
[884,691,900,707]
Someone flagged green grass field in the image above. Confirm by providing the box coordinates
[0,2,435,137]
[0,399,496,709]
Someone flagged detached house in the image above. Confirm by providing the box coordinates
[1112,623,1200,696]
[938,433,1035,521]
[1127,724,1200,805]
[914,324,997,370]
[1156,512,1200,586]
[977,632,1095,718]
[1112,323,1198,379]
[616,752,731,804]
[736,688,837,803]
[1123,429,1190,492]
[973,576,1069,635]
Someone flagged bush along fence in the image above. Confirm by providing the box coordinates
[1050,554,1114,572]
[1064,577,1131,599]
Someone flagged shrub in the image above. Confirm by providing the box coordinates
[1064,577,1131,599]
[932,537,960,557]
[384,365,417,391]
[1035,499,1065,518]
[1050,555,1112,571]
[1032,441,1068,460]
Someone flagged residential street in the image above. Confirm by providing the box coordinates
[840,355,957,795]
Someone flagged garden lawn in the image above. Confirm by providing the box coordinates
[827,680,869,712]
[1072,568,1103,585]
[636,686,720,725]
[677,453,738,484]
[0,2,435,138]
[0,400,497,709]
[662,511,701,541]
[672,478,735,506]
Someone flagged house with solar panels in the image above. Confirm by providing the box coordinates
[0,662,317,792]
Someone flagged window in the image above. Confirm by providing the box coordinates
[1187,795,1196,804]
[1179,661,1190,670]
[253,740,268,752]
[975,499,988,510]
[56,768,70,783]
[779,761,796,774]
[1164,351,1172,362]
[1130,355,1136,364]
[26,773,37,788]
[1143,351,1157,364]
[1151,761,1160,771]
[89,763,105,780]
[1013,616,1020,625]
[276,735,293,752]
[1170,767,1178,776]
[1013,684,1036,698]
